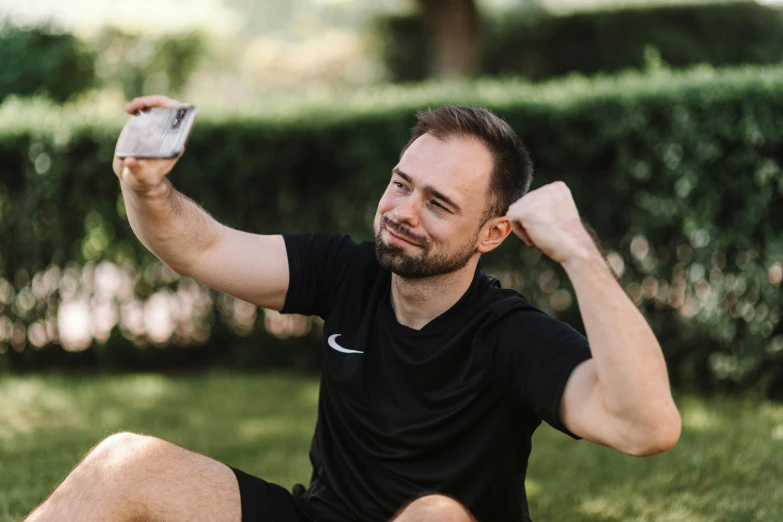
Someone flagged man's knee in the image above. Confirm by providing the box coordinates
[83,432,163,480]
[391,494,476,522]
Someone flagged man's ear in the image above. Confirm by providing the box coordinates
[477,216,513,254]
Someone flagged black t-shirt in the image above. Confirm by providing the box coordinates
[282,233,592,522]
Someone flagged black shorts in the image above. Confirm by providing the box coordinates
[231,467,311,522]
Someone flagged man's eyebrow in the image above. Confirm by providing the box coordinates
[392,168,462,214]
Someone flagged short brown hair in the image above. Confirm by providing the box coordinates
[401,105,533,221]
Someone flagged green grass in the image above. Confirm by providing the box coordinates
[1,372,781,521]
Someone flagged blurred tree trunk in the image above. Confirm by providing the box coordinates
[414,0,481,79]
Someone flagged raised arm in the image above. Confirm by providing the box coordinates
[506,181,681,456]
[113,95,289,310]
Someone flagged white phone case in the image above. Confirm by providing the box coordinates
[115,106,198,159]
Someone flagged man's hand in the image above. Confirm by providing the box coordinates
[506,181,599,266]
[113,95,184,196]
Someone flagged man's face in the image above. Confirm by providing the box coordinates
[373,133,494,278]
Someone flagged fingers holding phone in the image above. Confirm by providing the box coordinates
[124,95,182,114]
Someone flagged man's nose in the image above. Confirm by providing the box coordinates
[394,197,420,228]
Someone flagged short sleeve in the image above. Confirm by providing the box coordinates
[491,310,592,438]
[282,233,358,319]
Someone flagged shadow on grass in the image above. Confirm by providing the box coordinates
[525,394,783,521]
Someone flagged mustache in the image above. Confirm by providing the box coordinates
[381,215,426,246]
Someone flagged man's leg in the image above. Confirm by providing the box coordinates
[390,494,477,522]
[25,432,242,522]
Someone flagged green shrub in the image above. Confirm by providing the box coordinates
[0,23,96,103]
[376,2,783,82]
[0,65,782,397]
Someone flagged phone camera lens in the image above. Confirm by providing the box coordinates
[172,108,187,129]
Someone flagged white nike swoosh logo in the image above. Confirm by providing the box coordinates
[328,334,364,354]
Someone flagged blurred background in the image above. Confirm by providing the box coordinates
[2,0,783,520]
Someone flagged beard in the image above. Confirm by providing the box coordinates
[373,214,479,278]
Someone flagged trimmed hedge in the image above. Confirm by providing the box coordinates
[377,1,783,82]
[1,65,782,396]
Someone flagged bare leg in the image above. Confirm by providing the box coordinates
[390,494,477,522]
[24,432,241,522]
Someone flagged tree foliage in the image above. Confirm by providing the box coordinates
[94,27,207,99]
[0,23,96,104]
[377,2,783,83]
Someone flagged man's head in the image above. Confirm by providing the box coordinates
[374,105,533,278]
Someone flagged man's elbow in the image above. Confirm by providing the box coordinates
[624,407,682,457]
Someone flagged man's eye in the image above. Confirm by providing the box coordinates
[393,182,406,189]
[431,201,447,211]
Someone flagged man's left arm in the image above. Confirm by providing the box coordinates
[506,181,681,456]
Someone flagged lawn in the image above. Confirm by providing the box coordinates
[1,372,781,521]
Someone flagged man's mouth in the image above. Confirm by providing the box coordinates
[385,226,420,247]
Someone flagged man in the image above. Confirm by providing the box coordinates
[26,95,680,522]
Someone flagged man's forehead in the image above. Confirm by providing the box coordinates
[398,133,492,194]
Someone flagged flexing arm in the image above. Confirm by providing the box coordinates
[506,182,681,456]
[557,247,680,455]
[113,96,289,310]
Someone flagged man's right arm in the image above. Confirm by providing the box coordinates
[114,95,289,311]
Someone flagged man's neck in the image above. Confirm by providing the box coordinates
[389,258,479,330]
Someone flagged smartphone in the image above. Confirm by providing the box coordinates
[115,105,198,159]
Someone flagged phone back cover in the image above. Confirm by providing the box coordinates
[116,110,174,157]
